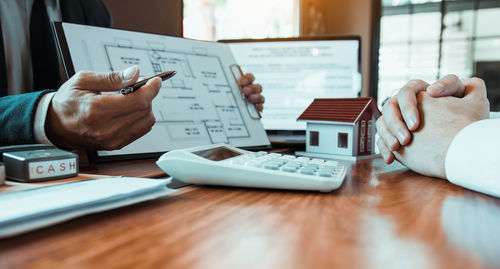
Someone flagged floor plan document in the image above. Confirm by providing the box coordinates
[56,23,270,159]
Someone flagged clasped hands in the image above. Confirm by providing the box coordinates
[45,66,264,150]
[376,75,490,178]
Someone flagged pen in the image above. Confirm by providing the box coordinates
[120,70,176,95]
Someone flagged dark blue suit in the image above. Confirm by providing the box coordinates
[0,0,111,146]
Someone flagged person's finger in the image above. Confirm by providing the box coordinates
[396,79,429,130]
[426,74,465,97]
[377,138,395,164]
[242,84,263,96]
[73,65,140,92]
[375,116,400,151]
[247,94,264,104]
[94,77,161,116]
[462,77,488,101]
[257,103,263,111]
[381,98,411,145]
[237,73,255,87]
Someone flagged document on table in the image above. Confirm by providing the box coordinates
[0,177,175,238]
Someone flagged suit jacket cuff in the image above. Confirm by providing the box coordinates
[33,92,56,145]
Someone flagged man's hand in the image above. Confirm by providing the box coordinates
[383,78,489,178]
[237,73,264,111]
[45,66,162,150]
[376,74,468,164]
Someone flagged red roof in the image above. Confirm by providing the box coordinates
[297,97,380,123]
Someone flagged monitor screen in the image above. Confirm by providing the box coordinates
[224,37,361,131]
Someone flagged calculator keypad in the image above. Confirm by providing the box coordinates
[228,152,344,178]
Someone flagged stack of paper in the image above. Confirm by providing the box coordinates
[0,177,175,238]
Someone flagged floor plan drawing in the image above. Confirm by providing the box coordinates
[103,42,251,146]
[61,22,269,157]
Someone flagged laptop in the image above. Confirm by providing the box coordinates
[221,36,362,145]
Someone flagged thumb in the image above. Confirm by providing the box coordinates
[73,65,140,92]
[462,77,488,101]
[426,74,465,98]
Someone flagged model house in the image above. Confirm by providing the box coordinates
[297,97,381,159]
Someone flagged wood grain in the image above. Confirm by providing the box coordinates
[1,157,500,269]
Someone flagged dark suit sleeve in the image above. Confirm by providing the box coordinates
[0,90,55,146]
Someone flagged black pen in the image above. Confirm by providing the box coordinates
[120,70,176,95]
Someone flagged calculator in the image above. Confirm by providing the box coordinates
[156,143,346,192]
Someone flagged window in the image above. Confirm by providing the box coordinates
[310,131,319,146]
[338,133,348,148]
[183,0,300,41]
[361,120,366,135]
[377,0,500,110]
[360,136,365,152]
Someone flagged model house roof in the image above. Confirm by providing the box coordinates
[297,97,381,123]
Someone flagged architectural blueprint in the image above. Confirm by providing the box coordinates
[60,23,269,156]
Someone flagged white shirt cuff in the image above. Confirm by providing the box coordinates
[33,92,56,145]
[445,117,500,197]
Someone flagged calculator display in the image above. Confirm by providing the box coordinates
[193,147,242,161]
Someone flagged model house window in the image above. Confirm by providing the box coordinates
[361,120,366,135]
[360,136,365,152]
[310,131,319,146]
[338,133,348,148]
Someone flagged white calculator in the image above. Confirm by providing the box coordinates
[156,143,346,192]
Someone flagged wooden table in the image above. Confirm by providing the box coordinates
[1,156,499,268]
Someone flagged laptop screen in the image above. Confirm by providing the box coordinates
[222,37,361,131]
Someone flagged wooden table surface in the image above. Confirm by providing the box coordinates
[1,156,499,269]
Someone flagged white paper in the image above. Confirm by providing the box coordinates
[228,40,361,130]
[61,23,270,157]
[0,177,175,238]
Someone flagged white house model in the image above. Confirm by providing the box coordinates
[296,97,381,160]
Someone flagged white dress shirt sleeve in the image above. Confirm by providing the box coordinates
[33,92,56,145]
[445,112,500,197]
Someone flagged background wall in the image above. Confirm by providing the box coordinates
[102,0,183,36]
[300,0,376,97]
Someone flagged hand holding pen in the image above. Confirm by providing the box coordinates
[120,70,176,95]
[230,64,265,120]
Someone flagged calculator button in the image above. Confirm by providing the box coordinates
[320,165,337,169]
[283,163,299,168]
[310,159,325,164]
[281,166,298,173]
[299,169,315,175]
[318,165,335,171]
[264,164,280,170]
[318,171,334,177]
[303,164,319,170]
[325,160,339,166]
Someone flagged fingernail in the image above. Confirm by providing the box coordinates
[428,82,445,95]
[406,113,417,129]
[123,65,139,81]
[396,129,408,143]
